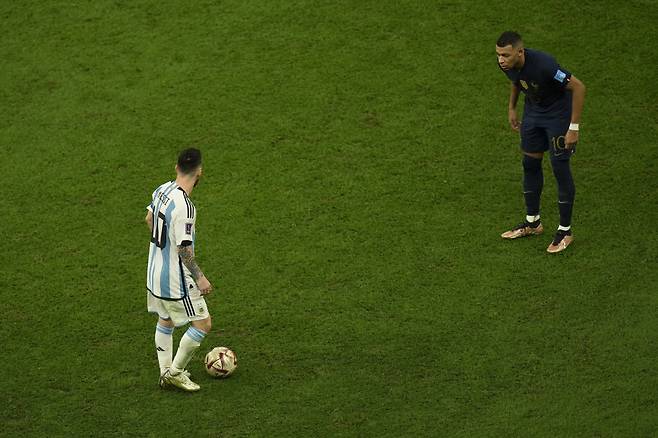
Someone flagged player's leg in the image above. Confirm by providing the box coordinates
[171,316,211,374]
[147,293,176,377]
[501,121,548,239]
[547,127,576,253]
[161,295,210,391]
[155,317,175,374]
[522,151,544,221]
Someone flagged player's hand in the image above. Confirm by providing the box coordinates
[197,275,213,295]
[508,109,520,132]
[565,129,579,149]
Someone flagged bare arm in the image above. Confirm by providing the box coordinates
[178,244,204,280]
[508,83,521,131]
[566,75,586,124]
[178,243,213,294]
[145,210,153,231]
[564,75,585,148]
[509,82,520,110]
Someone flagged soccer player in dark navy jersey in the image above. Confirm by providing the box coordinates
[496,31,586,253]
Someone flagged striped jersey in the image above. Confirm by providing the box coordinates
[146,181,197,300]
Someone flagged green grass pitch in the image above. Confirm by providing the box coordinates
[2,1,657,436]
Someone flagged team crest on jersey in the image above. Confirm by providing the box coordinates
[519,80,528,89]
[554,69,567,83]
[185,223,193,234]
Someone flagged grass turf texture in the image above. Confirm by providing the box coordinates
[1,0,657,436]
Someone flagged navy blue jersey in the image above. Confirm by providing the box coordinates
[500,48,572,118]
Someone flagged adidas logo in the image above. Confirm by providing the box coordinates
[157,347,165,352]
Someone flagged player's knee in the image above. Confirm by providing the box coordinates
[158,317,174,328]
[522,154,542,173]
[193,316,212,334]
[522,151,544,160]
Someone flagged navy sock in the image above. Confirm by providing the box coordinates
[522,155,543,217]
[551,157,576,227]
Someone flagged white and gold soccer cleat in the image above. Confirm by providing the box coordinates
[159,368,191,389]
[160,369,200,392]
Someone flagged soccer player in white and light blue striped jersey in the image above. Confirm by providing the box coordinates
[145,148,214,392]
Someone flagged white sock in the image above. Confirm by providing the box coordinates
[558,225,571,231]
[526,215,540,223]
[155,322,174,374]
[171,326,207,374]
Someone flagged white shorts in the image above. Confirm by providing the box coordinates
[147,291,209,327]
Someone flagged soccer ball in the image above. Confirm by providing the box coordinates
[204,347,237,378]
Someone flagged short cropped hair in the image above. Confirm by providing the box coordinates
[177,148,202,174]
[496,31,523,48]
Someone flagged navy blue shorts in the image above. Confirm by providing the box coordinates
[521,116,575,160]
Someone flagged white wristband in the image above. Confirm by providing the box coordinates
[569,123,579,131]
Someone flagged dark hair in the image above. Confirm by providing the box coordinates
[177,148,202,174]
[497,31,523,48]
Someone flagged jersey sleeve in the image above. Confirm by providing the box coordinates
[543,55,571,89]
[171,198,196,246]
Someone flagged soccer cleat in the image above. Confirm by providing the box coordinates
[547,230,574,253]
[501,220,543,239]
[160,369,200,392]
[159,368,191,388]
